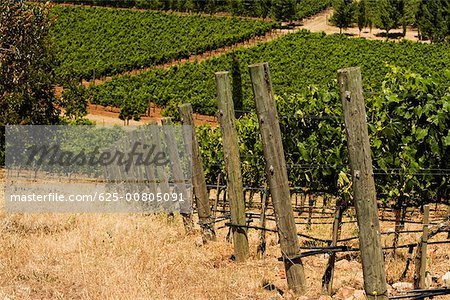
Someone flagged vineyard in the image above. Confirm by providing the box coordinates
[50,6,278,80]
[188,64,450,298]
[89,31,450,116]
[197,66,449,208]
[49,0,333,21]
[2,1,450,299]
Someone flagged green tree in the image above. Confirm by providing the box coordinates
[271,0,296,22]
[205,0,218,15]
[400,0,420,36]
[170,0,180,11]
[228,0,242,16]
[417,0,450,42]
[0,0,59,126]
[0,0,60,165]
[375,0,403,39]
[330,0,356,34]
[192,0,207,12]
[241,0,256,16]
[119,97,146,125]
[258,0,272,19]
[357,0,367,35]
[59,81,89,121]
[365,0,378,32]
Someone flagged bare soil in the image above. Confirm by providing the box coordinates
[299,8,421,42]
[86,103,218,127]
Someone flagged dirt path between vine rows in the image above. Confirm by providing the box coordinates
[301,8,421,42]
[72,7,422,126]
[85,103,218,127]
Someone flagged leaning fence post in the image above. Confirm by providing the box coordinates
[257,185,269,259]
[213,174,221,219]
[414,204,430,289]
[338,67,388,300]
[161,117,194,234]
[322,199,347,295]
[249,62,307,294]
[307,194,314,230]
[447,202,450,239]
[215,71,249,261]
[179,103,216,242]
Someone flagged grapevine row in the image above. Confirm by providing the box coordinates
[89,31,450,117]
[51,6,278,80]
[198,66,449,207]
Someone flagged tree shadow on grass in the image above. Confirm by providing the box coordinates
[374,32,405,40]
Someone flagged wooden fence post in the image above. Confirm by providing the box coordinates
[257,186,269,259]
[392,198,406,257]
[179,103,216,242]
[215,71,249,261]
[414,204,430,289]
[213,174,221,219]
[307,194,314,230]
[322,199,347,295]
[338,67,388,300]
[249,62,307,294]
[161,117,194,234]
[446,200,450,239]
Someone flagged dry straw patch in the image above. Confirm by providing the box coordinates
[0,169,449,299]
[0,212,278,299]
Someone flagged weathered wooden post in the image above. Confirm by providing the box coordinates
[213,174,221,219]
[447,202,450,239]
[151,124,171,198]
[307,194,314,230]
[257,186,269,259]
[338,67,388,300]
[215,71,249,261]
[322,199,347,295]
[414,204,430,289]
[179,103,216,242]
[161,117,194,234]
[249,62,307,294]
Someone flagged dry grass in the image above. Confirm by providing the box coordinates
[3,214,448,300]
[0,212,296,300]
[1,169,449,299]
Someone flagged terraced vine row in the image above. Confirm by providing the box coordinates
[89,31,450,117]
[51,6,278,80]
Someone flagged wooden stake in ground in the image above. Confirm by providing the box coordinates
[322,199,347,295]
[338,67,388,300]
[161,117,194,234]
[249,62,307,294]
[447,202,450,239]
[213,174,221,219]
[179,103,216,242]
[215,71,249,261]
[257,186,269,259]
[414,204,430,289]
[307,194,314,230]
